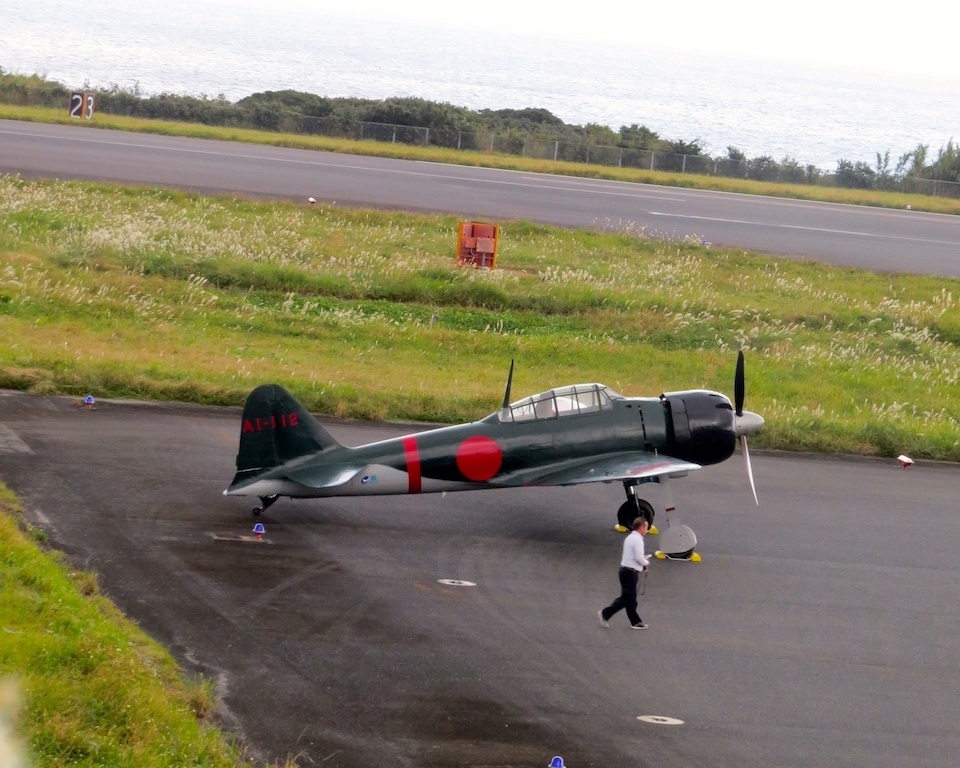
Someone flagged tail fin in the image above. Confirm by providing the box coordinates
[234,384,340,475]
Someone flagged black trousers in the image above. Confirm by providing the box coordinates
[601,567,642,626]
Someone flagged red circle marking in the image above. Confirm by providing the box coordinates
[456,436,503,482]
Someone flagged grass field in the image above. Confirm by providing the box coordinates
[3,174,960,460]
[0,484,261,768]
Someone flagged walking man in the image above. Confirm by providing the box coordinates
[598,517,650,629]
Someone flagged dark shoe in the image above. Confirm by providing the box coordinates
[598,610,609,628]
[631,621,648,630]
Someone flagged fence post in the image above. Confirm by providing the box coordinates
[682,154,687,173]
[618,148,623,168]
[650,152,655,171]
[457,131,462,150]
[554,141,559,162]
[490,135,495,153]
[424,127,429,146]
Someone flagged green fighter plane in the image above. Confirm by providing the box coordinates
[225,353,763,560]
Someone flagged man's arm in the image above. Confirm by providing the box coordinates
[628,535,649,569]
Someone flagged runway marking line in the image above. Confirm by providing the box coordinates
[0,425,32,454]
[210,533,273,544]
[649,211,958,246]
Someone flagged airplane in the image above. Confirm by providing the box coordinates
[224,352,764,560]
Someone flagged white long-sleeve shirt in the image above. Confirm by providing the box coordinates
[620,530,649,570]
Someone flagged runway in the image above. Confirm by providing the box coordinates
[3,119,960,276]
[2,390,958,767]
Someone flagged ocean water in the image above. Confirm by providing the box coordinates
[3,0,958,170]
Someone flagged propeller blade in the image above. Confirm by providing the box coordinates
[734,350,745,417]
[740,434,759,506]
[501,359,515,409]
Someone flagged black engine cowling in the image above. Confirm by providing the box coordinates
[661,390,737,466]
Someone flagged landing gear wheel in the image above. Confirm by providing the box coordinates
[617,498,654,530]
[636,498,655,527]
[616,501,633,530]
[252,494,279,517]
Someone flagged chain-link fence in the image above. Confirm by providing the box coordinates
[295,119,960,199]
[301,115,429,145]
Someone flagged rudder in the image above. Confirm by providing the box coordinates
[235,384,340,473]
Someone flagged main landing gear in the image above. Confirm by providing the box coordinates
[252,495,279,516]
[617,484,655,532]
[618,477,701,562]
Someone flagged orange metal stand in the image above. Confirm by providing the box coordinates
[456,221,499,268]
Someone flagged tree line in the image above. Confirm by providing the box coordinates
[1,70,957,195]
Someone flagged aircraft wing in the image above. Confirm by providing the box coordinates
[502,452,701,487]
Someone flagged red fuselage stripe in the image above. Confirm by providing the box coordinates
[402,436,422,494]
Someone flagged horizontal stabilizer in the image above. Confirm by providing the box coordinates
[285,463,367,489]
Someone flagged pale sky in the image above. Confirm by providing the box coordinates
[290,0,959,81]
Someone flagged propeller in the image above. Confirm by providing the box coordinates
[735,349,745,417]
[732,350,764,505]
[501,359,515,410]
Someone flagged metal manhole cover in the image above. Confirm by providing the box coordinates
[637,715,684,725]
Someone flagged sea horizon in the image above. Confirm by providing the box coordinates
[2,1,958,170]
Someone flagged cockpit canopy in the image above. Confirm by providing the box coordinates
[498,383,622,423]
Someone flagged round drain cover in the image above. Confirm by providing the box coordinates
[637,715,684,725]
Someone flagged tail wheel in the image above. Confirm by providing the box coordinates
[252,494,279,517]
[617,498,654,529]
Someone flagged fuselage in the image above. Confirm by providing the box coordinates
[237,386,741,499]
